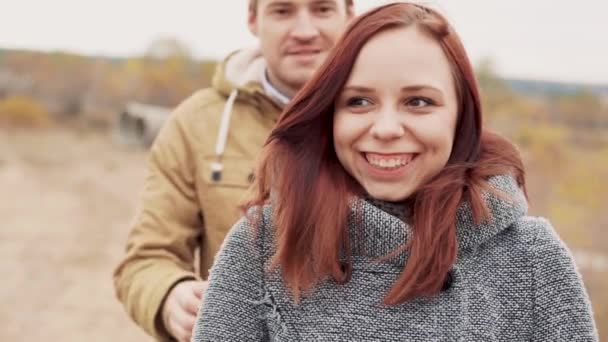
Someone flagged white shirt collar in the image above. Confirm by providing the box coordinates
[261,68,291,106]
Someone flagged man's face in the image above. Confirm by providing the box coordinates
[249,0,353,96]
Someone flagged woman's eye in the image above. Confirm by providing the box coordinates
[346,97,372,107]
[407,97,433,108]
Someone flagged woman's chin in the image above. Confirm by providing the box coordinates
[364,187,412,202]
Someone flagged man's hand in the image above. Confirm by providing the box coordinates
[162,280,208,342]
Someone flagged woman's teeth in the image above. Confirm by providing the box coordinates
[365,153,414,170]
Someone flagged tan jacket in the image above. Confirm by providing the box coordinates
[113,48,283,341]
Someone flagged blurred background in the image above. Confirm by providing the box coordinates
[0,0,606,340]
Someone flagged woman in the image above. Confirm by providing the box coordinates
[193,3,598,341]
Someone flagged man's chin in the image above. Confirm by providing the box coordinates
[276,68,316,90]
[285,52,323,66]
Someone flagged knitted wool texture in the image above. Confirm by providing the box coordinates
[193,175,598,341]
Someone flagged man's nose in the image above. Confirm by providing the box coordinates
[291,11,320,41]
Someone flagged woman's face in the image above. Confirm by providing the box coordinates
[333,26,459,202]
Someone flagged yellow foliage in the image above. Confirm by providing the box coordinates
[516,123,569,151]
[548,202,593,246]
[530,144,608,250]
[555,148,608,210]
[0,95,52,127]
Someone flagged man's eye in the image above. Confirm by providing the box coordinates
[317,6,333,14]
[273,8,290,16]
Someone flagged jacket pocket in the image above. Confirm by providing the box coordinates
[197,157,257,276]
[201,156,255,189]
[350,256,404,275]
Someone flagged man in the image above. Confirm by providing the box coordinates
[113,1,354,341]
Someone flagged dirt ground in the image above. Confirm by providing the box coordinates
[0,126,152,341]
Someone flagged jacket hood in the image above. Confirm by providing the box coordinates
[211,47,285,110]
[212,48,263,95]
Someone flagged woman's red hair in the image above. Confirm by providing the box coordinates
[243,2,526,304]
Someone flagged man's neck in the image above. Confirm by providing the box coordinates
[262,69,293,106]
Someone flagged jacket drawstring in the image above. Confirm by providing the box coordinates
[211,89,239,182]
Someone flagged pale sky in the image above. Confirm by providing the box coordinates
[0,0,606,84]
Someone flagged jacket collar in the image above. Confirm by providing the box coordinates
[348,175,528,266]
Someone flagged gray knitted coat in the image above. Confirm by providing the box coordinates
[192,176,598,341]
